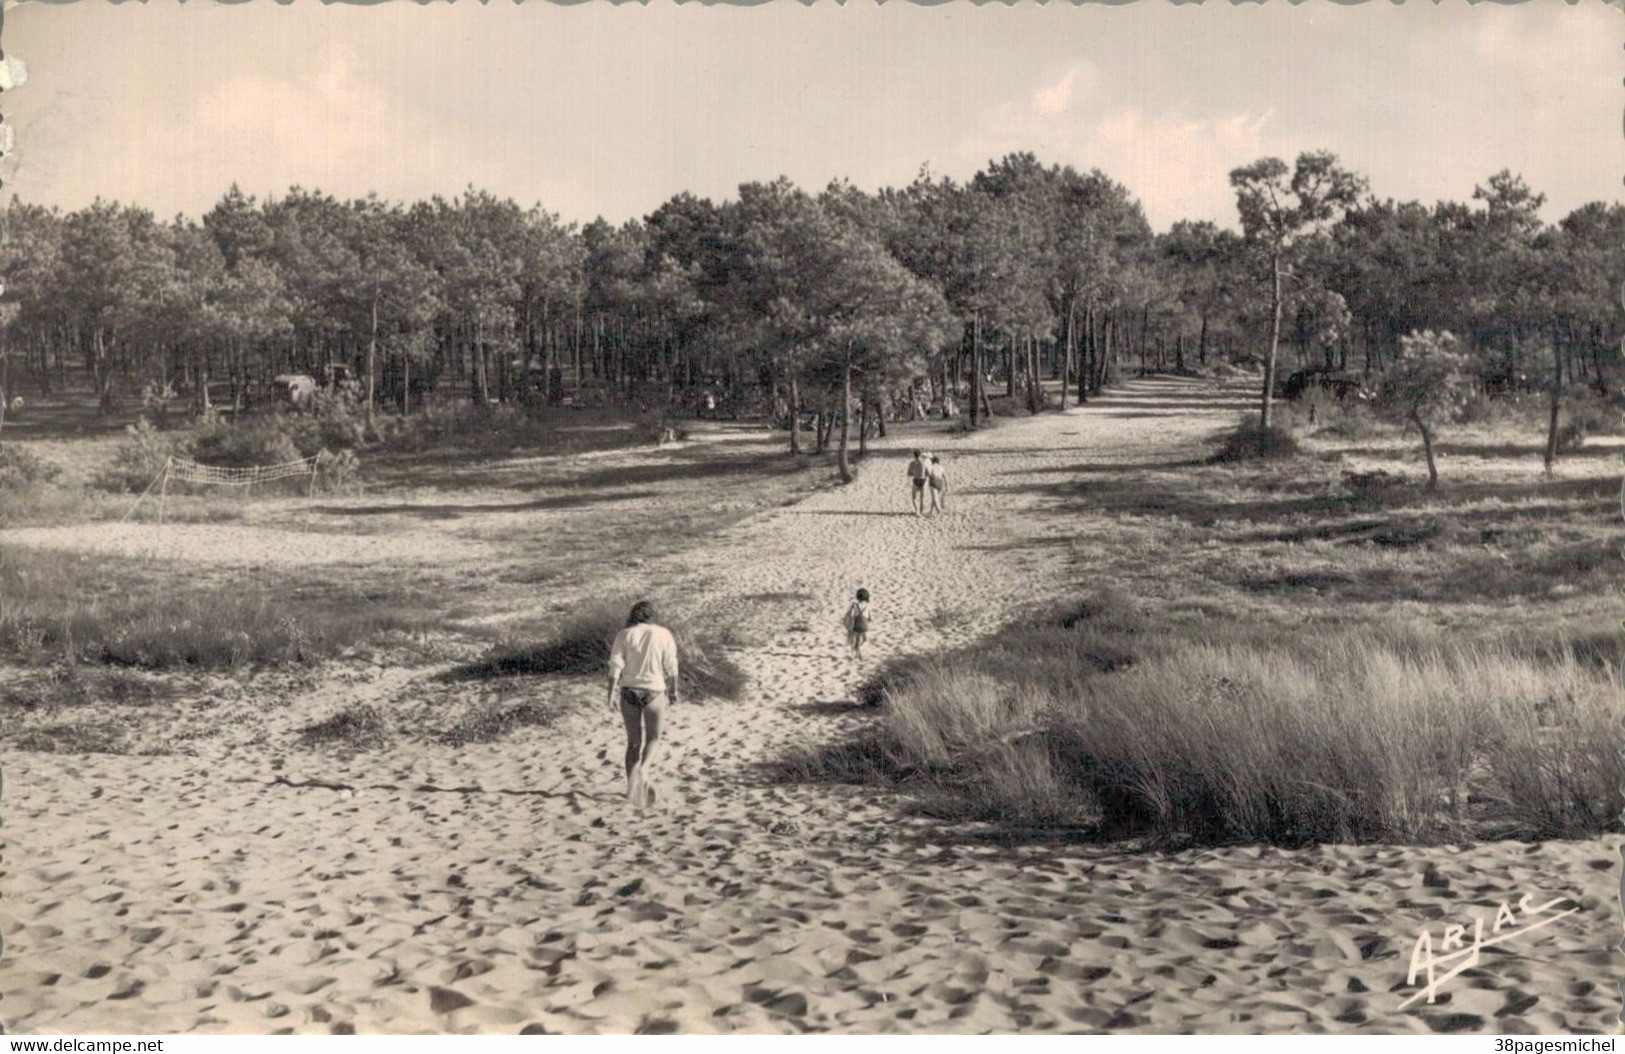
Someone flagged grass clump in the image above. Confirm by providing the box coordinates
[0,444,62,488]
[96,419,187,493]
[12,720,128,754]
[434,700,557,746]
[443,599,746,702]
[376,403,671,459]
[787,598,1624,845]
[298,703,391,751]
[0,550,437,670]
[1211,415,1301,463]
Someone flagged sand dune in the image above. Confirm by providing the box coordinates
[2,378,1617,1034]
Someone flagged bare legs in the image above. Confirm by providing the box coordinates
[620,694,667,809]
[911,484,925,517]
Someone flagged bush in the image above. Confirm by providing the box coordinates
[0,444,61,488]
[1211,415,1300,463]
[313,448,361,493]
[1566,392,1625,437]
[191,419,304,469]
[378,402,663,458]
[1554,418,1587,454]
[97,419,184,493]
[1342,469,1410,499]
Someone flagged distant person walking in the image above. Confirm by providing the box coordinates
[906,450,929,516]
[927,454,948,514]
[843,588,871,660]
[606,600,679,810]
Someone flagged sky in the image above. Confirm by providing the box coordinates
[4,1,1621,233]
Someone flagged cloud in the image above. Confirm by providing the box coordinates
[1032,66,1090,119]
[1088,108,1276,228]
[960,88,1277,230]
[187,50,395,200]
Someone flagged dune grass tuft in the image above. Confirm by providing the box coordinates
[434,700,558,746]
[444,599,746,702]
[786,597,1624,845]
[298,703,392,751]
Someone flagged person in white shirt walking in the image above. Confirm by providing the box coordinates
[606,600,679,810]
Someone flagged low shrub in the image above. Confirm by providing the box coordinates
[434,700,557,746]
[0,444,62,488]
[12,720,128,754]
[97,419,185,493]
[378,402,663,459]
[191,419,304,470]
[1341,469,1411,499]
[1306,403,1392,441]
[1554,418,1587,454]
[313,448,362,493]
[298,703,391,751]
[1211,415,1301,463]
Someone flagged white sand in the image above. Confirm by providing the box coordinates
[2,378,1617,1034]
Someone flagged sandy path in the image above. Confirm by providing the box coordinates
[3,378,1618,1034]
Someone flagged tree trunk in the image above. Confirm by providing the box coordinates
[1078,304,1092,405]
[969,314,982,429]
[521,303,535,406]
[857,389,868,459]
[788,365,803,454]
[191,337,209,419]
[1261,250,1284,430]
[1106,310,1119,389]
[1061,302,1075,410]
[1198,314,1209,366]
[366,290,379,437]
[1026,335,1042,413]
[1543,334,1562,475]
[1417,417,1439,490]
[94,328,116,415]
[838,357,854,483]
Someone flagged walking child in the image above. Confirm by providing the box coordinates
[843,588,871,660]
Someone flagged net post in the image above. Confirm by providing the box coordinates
[120,460,167,524]
[157,457,170,528]
[308,454,319,497]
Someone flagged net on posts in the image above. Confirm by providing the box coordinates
[165,454,321,486]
